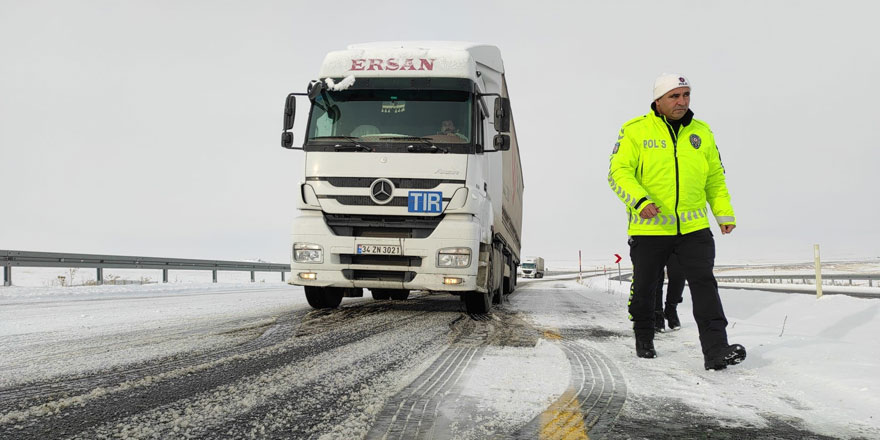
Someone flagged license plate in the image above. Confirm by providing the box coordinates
[357,244,402,255]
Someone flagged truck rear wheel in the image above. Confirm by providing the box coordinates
[304,286,344,309]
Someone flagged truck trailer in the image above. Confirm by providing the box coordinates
[281,42,524,314]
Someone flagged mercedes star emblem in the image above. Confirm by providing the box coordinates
[369,178,395,205]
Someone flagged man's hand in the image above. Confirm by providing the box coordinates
[720,224,736,234]
[639,203,661,219]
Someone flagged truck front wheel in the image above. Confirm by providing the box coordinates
[370,289,391,300]
[304,286,344,309]
[464,291,490,314]
[390,289,410,300]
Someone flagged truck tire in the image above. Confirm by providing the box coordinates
[489,248,501,305]
[370,289,392,300]
[464,291,490,314]
[304,286,344,309]
[503,257,515,295]
[390,289,410,300]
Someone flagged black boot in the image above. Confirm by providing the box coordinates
[654,311,666,333]
[704,344,746,370]
[636,338,657,358]
[665,304,681,331]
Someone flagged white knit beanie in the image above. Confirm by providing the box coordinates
[653,73,691,101]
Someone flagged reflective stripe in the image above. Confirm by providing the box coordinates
[716,216,735,224]
[609,175,641,208]
[677,209,711,223]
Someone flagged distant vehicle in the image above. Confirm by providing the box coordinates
[521,257,545,278]
[281,41,525,314]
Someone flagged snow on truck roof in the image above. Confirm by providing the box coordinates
[318,41,504,81]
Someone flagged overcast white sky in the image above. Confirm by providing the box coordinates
[2,0,878,266]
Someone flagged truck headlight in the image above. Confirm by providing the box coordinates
[437,247,471,268]
[293,243,323,263]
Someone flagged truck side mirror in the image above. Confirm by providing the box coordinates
[493,97,511,133]
[282,90,309,149]
[281,132,294,149]
[493,134,510,151]
[281,93,297,149]
[307,80,324,101]
[283,94,296,130]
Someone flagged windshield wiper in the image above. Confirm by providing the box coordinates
[407,144,447,153]
[384,137,448,154]
[334,144,372,152]
[311,136,373,152]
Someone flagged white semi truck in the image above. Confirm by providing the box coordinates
[281,42,524,314]
[521,257,545,278]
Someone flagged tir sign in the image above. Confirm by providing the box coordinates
[408,191,442,213]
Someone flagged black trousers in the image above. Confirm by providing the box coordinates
[628,228,728,355]
[654,253,685,312]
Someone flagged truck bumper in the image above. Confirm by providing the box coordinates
[288,211,483,293]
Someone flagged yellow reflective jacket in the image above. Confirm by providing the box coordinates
[608,105,735,236]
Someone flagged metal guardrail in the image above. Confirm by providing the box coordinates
[1,250,290,287]
[715,274,880,287]
[609,272,880,287]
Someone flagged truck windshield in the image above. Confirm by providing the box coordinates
[522,263,535,269]
[305,89,472,152]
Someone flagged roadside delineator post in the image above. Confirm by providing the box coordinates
[578,250,582,282]
[614,254,622,283]
[814,244,823,298]
[3,264,11,287]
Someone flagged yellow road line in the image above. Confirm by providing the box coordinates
[539,388,589,440]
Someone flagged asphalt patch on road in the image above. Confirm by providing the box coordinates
[557,326,628,340]
[604,396,843,440]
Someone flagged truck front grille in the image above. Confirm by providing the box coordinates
[342,269,416,282]
[319,195,450,207]
[324,214,443,238]
[339,254,422,267]
[308,177,464,189]
[322,196,410,207]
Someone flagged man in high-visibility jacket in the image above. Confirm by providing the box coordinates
[608,73,746,370]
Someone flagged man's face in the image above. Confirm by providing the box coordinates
[441,120,455,133]
[655,87,690,121]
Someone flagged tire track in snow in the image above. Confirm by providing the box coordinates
[0,299,445,439]
[0,310,308,413]
[367,306,543,439]
[514,338,627,439]
[367,346,482,439]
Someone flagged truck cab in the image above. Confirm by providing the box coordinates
[281,42,524,314]
[521,257,545,278]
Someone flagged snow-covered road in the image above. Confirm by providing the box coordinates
[0,278,877,439]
